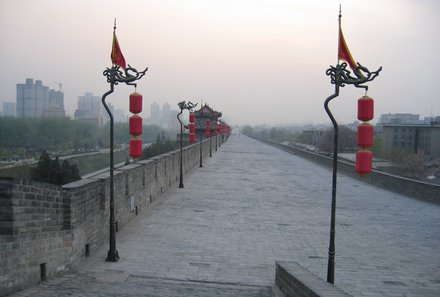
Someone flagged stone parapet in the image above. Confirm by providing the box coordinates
[274,262,352,297]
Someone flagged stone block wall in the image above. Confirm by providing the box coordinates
[274,262,352,297]
[0,137,220,296]
[0,178,70,295]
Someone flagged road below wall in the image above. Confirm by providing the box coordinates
[10,134,440,297]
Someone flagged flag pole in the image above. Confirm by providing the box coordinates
[102,20,148,263]
[325,4,382,284]
[326,5,342,284]
[338,4,342,65]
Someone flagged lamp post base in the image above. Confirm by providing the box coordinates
[106,249,120,262]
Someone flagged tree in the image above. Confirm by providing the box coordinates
[318,126,356,153]
[141,133,176,160]
[379,147,423,178]
[241,125,254,137]
[31,151,80,185]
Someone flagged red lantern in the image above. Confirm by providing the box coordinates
[129,92,143,114]
[129,115,142,136]
[189,133,196,143]
[356,150,373,175]
[358,96,374,122]
[357,123,374,148]
[189,113,195,123]
[129,138,143,158]
[214,122,218,135]
[189,123,195,133]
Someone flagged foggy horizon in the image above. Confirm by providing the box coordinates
[1,0,439,126]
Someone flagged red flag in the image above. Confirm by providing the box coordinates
[111,31,126,69]
[338,27,357,70]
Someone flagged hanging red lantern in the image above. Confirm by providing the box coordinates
[189,113,195,123]
[355,150,373,175]
[358,96,374,122]
[129,92,143,114]
[129,138,143,158]
[189,133,196,143]
[214,122,218,136]
[357,123,374,148]
[189,123,195,133]
[129,115,142,136]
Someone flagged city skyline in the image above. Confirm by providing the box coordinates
[1,0,439,125]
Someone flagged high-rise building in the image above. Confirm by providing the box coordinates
[16,79,65,118]
[2,102,16,117]
[150,102,160,123]
[16,79,48,118]
[162,103,171,119]
[43,89,66,117]
[74,92,103,127]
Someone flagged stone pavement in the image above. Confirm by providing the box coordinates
[10,135,440,296]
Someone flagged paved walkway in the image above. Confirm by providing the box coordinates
[11,135,440,296]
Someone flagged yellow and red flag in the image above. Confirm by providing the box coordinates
[111,31,126,69]
[338,27,357,70]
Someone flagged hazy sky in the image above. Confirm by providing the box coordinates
[1,0,439,126]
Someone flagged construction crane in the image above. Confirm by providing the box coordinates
[53,81,63,92]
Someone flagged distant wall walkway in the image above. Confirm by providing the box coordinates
[264,140,440,204]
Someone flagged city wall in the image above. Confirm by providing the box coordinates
[265,141,440,204]
[0,138,219,296]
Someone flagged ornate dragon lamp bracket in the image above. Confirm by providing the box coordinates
[326,62,382,92]
[103,65,148,88]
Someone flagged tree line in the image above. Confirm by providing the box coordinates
[0,117,171,156]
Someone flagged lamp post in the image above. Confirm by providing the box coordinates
[209,121,212,157]
[206,120,212,157]
[177,101,197,188]
[199,128,203,168]
[102,23,147,262]
[215,122,218,151]
[324,62,381,284]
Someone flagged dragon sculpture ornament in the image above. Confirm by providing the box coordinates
[103,65,148,88]
[326,62,382,91]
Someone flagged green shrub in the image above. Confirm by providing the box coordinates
[31,151,80,185]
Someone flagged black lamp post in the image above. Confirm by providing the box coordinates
[209,122,212,157]
[177,101,197,188]
[101,41,147,262]
[324,61,381,284]
[215,123,218,151]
